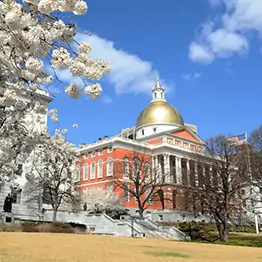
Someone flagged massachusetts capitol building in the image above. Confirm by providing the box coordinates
[76,78,223,220]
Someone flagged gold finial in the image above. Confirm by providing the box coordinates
[156,77,160,87]
[153,77,162,90]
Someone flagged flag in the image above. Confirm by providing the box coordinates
[226,133,247,144]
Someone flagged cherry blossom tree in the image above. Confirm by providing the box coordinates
[82,187,126,219]
[0,0,110,183]
[24,129,81,222]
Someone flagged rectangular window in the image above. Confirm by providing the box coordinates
[123,185,129,202]
[107,146,113,153]
[11,190,21,204]
[91,151,96,158]
[167,138,173,144]
[84,154,88,159]
[175,140,181,146]
[98,149,103,156]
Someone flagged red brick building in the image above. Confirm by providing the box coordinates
[76,78,210,215]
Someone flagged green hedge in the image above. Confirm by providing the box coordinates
[158,221,256,242]
[20,221,87,233]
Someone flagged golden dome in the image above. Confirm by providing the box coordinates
[136,100,184,128]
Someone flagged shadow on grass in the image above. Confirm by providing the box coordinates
[144,251,190,258]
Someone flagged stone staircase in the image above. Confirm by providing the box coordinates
[125,217,190,241]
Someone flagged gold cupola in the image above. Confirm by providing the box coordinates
[136,78,184,129]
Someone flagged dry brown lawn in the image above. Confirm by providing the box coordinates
[0,232,262,262]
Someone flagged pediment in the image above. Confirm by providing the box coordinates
[168,128,205,144]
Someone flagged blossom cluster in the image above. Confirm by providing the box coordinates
[83,187,123,214]
[0,0,110,100]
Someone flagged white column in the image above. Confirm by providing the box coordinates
[202,165,206,189]
[164,154,170,183]
[176,156,182,184]
[186,159,190,185]
[195,162,198,187]
[151,156,155,181]
[155,155,160,183]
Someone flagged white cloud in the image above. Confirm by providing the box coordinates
[183,72,202,81]
[207,29,249,57]
[75,33,168,95]
[189,0,262,63]
[189,42,214,64]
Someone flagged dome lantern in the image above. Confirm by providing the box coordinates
[151,77,166,103]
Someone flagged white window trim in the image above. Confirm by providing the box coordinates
[84,154,88,159]
[97,160,103,178]
[123,157,129,179]
[98,149,103,156]
[144,162,150,182]
[91,151,96,158]
[107,146,113,153]
[124,185,129,202]
[83,164,88,181]
[75,166,80,181]
[106,158,113,176]
[90,162,96,179]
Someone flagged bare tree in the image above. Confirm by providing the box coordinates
[113,148,170,219]
[248,126,262,210]
[24,133,81,222]
[191,136,249,242]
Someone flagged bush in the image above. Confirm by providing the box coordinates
[48,222,75,234]
[67,222,87,231]
[0,223,21,232]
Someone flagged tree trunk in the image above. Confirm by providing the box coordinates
[218,225,229,242]
[52,209,57,223]
[215,217,229,242]
[138,202,144,219]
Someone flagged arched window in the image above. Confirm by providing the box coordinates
[144,162,150,181]
[107,158,113,176]
[97,160,103,178]
[157,189,165,210]
[123,157,129,178]
[83,164,88,180]
[172,190,177,209]
[75,166,80,181]
[133,157,140,174]
[141,129,145,136]
[90,162,96,179]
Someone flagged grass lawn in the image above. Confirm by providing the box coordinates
[221,232,262,247]
[1,233,262,262]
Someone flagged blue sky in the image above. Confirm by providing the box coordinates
[48,0,262,145]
